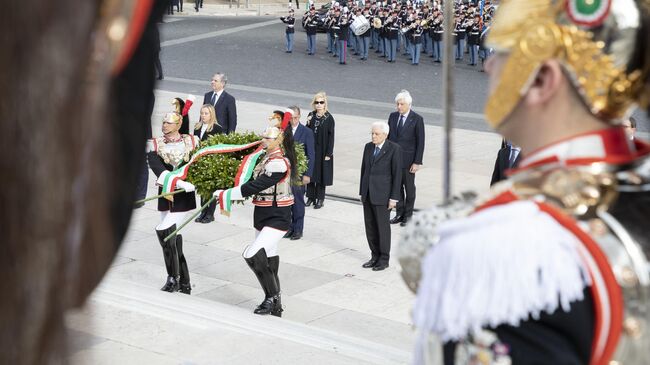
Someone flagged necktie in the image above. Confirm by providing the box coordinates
[397,115,405,136]
[509,147,520,167]
[211,92,217,106]
[373,146,380,159]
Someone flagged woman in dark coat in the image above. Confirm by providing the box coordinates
[193,104,225,223]
[305,91,335,209]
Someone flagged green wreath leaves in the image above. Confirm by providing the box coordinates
[185,132,307,199]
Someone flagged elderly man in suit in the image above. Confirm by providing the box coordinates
[360,122,402,271]
[284,105,315,240]
[387,89,425,227]
[202,73,237,133]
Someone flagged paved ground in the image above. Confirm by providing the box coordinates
[64,14,650,365]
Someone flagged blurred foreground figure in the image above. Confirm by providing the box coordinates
[399,0,650,364]
[0,0,166,363]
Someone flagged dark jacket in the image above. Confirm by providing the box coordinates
[387,110,425,168]
[293,123,316,178]
[306,111,335,186]
[193,122,224,141]
[202,90,237,133]
[359,140,403,206]
[490,142,521,186]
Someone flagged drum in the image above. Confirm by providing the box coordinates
[351,16,370,36]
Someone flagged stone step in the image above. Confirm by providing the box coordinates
[71,277,412,364]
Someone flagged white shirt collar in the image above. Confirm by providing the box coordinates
[400,110,410,121]
[375,141,385,150]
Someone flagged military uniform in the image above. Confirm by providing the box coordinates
[399,0,650,364]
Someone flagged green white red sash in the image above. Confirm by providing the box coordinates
[217,146,267,215]
[161,140,263,196]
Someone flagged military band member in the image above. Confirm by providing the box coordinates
[466,15,481,66]
[378,8,389,57]
[431,13,443,62]
[401,0,650,364]
[358,8,372,60]
[454,13,467,61]
[337,9,350,65]
[385,9,400,62]
[325,8,337,55]
[280,9,296,53]
[410,17,423,65]
[304,7,319,55]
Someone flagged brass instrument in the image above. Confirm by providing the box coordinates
[373,17,382,29]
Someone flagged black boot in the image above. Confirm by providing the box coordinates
[176,234,191,294]
[194,209,206,223]
[305,198,314,207]
[244,249,282,316]
[267,255,283,317]
[155,225,180,292]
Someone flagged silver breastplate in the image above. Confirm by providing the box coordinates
[156,136,194,169]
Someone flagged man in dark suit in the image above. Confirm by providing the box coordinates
[202,73,237,133]
[360,122,402,271]
[490,139,521,186]
[284,106,315,240]
[387,90,425,227]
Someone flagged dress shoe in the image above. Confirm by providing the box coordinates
[372,263,389,271]
[314,200,323,209]
[390,216,403,224]
[194,211,206,223]
[305,198,314,207]
[290,232,302,240]
[199,214,214,223]
[400,217,410,227]
[362,259,378,268]
[283,230,293,239]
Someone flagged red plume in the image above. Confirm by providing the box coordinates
[281,109,292,131]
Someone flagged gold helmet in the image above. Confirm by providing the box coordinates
[162,112,182,124]
[484,0,650,128]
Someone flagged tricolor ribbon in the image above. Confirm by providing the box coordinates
[161,140,263,198]
[217,146,266,215]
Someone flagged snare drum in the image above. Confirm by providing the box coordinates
[351,16,370,36]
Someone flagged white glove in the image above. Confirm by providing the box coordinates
[212,189,224,200]
[186,94,196,103]
[175,180,195,192]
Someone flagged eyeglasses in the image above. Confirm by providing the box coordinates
[314,100,326,105]
[162,121,179,125]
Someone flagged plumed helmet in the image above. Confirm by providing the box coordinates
[484,0,650,128]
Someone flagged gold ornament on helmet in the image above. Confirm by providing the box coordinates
[484,0,650,128]
[162,112,181,124]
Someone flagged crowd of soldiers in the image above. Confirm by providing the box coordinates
[284,0,496,67]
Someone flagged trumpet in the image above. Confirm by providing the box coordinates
[373,17,382,28]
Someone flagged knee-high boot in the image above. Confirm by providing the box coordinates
[176,234,191,294]
[155,225,180,292]
[244,249,282,316]
[267,255,282,317]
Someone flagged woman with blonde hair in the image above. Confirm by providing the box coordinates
[194,104,225,223]
[305,91,335,209]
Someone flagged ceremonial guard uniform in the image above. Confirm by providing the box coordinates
[399,0,650,364]
[214,111,297,317]
[147,112,199,295]
[280,10,295,53]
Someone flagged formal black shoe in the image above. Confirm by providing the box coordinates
[372,263,389,271]
[390,216,403,224]
[199,214,214,223]
[179,283,192,294]
[314,200,323,209]
[194,211,206,223]
[400,217,411,227]
[290,232,302,240]
[161,276,180,292]
[305,198,314,207]
[283,230,293,239]
[157,75,164,80]
[362,259,378,268]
